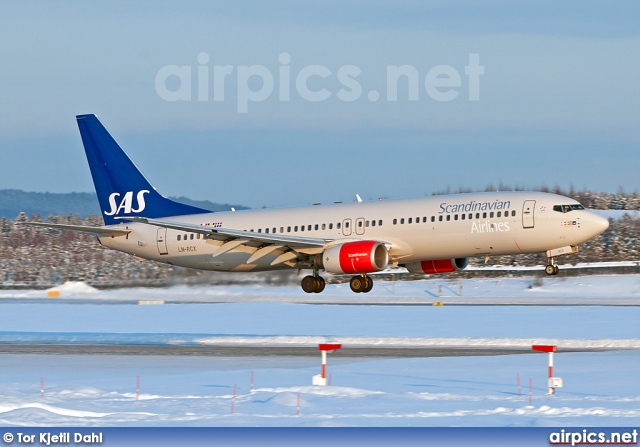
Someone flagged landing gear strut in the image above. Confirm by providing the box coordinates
[350,274,373,293]
[545,257,559,276]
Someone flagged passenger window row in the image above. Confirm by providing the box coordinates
[247,219,384,234]
[392,210,517,225]
[176,209,520,240]
[177,233,201,241]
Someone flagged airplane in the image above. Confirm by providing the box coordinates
[26,114,610,294]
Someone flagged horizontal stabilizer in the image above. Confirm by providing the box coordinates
[23,221,131,237]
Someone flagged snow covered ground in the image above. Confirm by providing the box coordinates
[1,351,639,427]
[4,270,640,303]
[0,274,638,427]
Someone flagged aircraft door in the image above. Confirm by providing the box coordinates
[157,228,168,255]
[342,218,352,236]
[522,200,536,229]
[355,217,365,235]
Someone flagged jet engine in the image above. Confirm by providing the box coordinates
[404,258,468,274]
[316,240,389,275]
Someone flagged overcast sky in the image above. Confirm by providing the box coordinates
[0,1,638,208]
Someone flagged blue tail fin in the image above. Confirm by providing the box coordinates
[77,114,209,225]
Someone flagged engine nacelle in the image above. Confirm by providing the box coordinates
[318,241,389,275]
[404,258,468,274]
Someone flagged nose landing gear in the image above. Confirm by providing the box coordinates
[545,257,559,275]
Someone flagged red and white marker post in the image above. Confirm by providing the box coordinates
[312,344,342,386]
[230,384,237,414]
[532,345,563,395]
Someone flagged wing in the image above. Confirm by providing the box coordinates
[121,216,330,248]
[120,216,333,266]
[22,222,131,237]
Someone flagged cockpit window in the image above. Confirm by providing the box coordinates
[553,204,585,213]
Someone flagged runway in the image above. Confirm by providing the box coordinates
[1,283,638,362]
[1,296,639,306]
[0,343,612,358]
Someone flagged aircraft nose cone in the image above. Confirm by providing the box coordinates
[588,212,609,236]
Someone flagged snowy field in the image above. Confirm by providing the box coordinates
[4,269,640,304]
[0,274,638,427]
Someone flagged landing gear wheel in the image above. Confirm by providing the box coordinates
[545,264,560,276]
[350,275,366,293]
[301,275,319,293]
[362,276,373,293]
[314,276,326,293]
[544,256,560,276]
[301,275,326,293]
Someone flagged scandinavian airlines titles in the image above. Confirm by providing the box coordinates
[471,220,510,233]
[438,200,513,234]
[438,199,511,214]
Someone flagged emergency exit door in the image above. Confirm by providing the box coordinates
[157,228,168,255]
[522,200,536,229]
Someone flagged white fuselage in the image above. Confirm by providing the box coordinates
[97,191,609,273]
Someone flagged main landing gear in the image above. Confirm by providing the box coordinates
[301,274,325,293]
[349,274,373,293]
[300,273,374,293]
[545,257,559,276]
